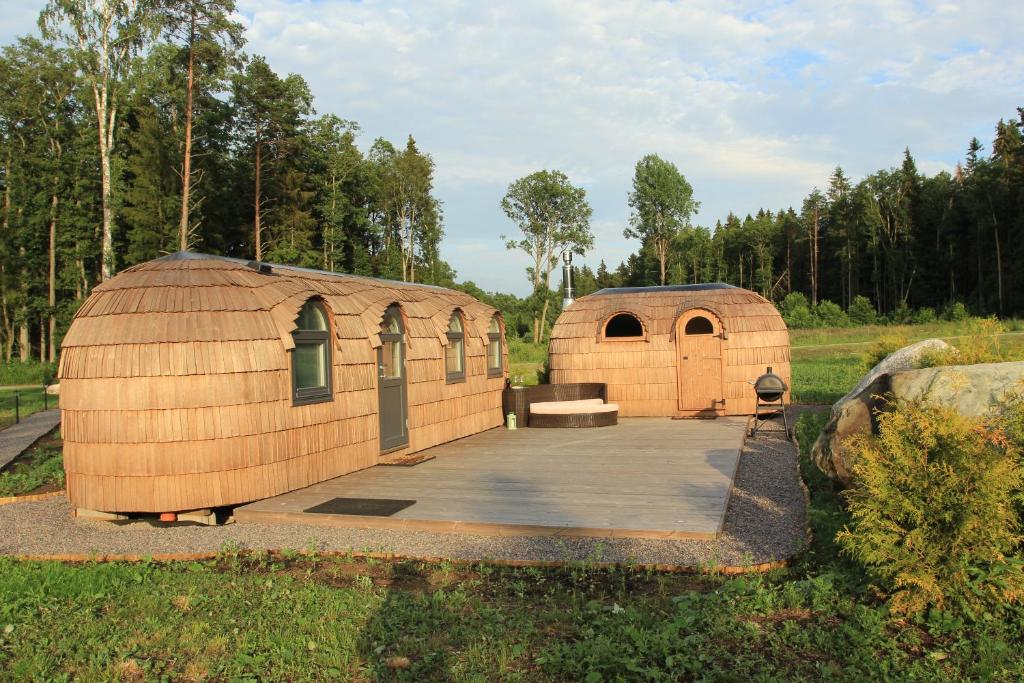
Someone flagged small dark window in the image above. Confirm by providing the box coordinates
[685,316,714,335]
[445,311,465,383]
[604,313,644,338]
[292,299,332,405]
[487,315,503,378]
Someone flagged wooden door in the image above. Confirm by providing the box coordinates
[378,306,409,452]
[676,310,724,413]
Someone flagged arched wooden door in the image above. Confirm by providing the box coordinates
[378,305,409,452]
[675,309,725,414]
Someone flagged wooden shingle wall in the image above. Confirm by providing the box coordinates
[549,287,790,416]
[59,255,506,513]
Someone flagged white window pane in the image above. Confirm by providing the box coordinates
[488,340,501,369]
[295,342,326,389]
[446,341,463,375]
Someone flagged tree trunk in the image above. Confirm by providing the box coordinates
[810,205,819,306]
[18,315,29,363]
[538,297,550,344]
[254,137,262,260]
[0,297,11,362]
[990,201,1003,313]
[93,82,116,281]
[785,225,792,294]
[658,239,667,285]
[178,12,197,251]
[1,150,10,361]
[49,192,57,364]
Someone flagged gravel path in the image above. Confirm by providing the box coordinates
[0,421,807,568]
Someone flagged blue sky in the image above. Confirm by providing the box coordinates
[2,0,1021,295]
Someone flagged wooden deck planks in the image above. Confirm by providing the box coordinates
[235,417,747,539]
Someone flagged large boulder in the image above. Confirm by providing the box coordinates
[812,356,1024,487]
[830,338,950,417]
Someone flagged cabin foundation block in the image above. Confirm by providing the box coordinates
[75,507,128,521]
[177,509,217,525]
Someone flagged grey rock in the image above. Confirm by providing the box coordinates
[831,338,951,417]
[813,359,1024,486]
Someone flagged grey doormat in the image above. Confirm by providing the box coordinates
[303,497,416,517]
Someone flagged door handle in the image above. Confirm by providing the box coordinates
[683,356,689,360]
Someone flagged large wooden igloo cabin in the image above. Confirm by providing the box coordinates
[58,252,507,514]
[549,284,790,417]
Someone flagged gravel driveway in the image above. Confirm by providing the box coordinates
[0,423,808,568]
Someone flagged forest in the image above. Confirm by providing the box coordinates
[583,127,1024,329]
[1,1,1023,362]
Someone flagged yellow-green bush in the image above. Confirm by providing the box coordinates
[919,317,1010,367]
[836,401,1024,618]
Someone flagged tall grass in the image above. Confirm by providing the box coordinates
[0,360,56,386]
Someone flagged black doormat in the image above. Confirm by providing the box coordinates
[303,497,416,517]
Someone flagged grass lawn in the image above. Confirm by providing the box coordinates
[789,319,1024,406]
[0,387,54,431]
[790,353,863,406]
[1,412,1022,680]
[0,430,64,497]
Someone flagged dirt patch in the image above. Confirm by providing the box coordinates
[202,551,726,601]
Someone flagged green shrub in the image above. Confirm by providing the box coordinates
[779,292,816,328]
[814,300,849,328]
[911,307,937,324]
[784,306,818,329]
[890,303,913,325]
[836,401,1024,618]
[943,301,971,321]
[847,295,877,325]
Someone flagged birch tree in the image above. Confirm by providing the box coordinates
[40,0,156,280]
[501,170,593,343]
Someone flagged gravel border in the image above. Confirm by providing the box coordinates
[0,419,807,568]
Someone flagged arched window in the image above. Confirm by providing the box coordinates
[445,310,465,383]
[292,299,332,405]
[685,316,714,335]
[487,315,503,378]
[603,312,644,339]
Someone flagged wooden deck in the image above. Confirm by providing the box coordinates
[234,417,748,540]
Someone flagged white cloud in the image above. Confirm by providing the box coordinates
[1,0,1020,294]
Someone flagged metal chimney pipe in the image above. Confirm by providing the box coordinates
[562,251,573,309]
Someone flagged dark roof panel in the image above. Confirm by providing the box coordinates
[591,283,738,296]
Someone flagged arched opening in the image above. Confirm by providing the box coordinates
[446,310,466,383]
[675,310,724,413]
[603,312,644,339]
[291,299,332,405]
[684,316,714,335]
[378,304,409,452]
[487,315,503,378]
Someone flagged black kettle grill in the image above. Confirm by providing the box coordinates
[750,366,791,440]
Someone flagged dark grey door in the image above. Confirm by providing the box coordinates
[378,306,409,452]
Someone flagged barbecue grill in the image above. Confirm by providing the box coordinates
[749,366,791,440]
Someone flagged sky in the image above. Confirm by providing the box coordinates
[2,1,1022,296]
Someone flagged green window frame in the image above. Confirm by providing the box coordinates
[487,315,503,378]
[445,310,465,384]
[292,299,333,406]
